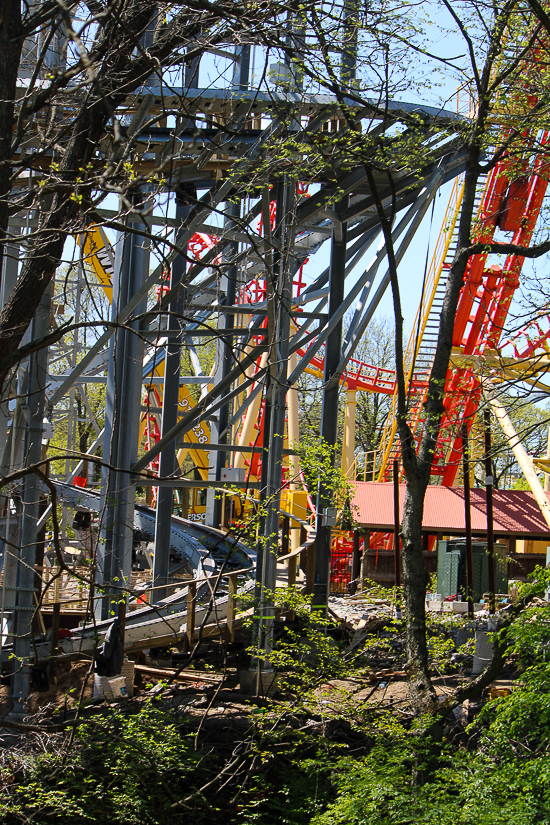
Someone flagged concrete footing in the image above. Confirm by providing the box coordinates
[239,668,278,696]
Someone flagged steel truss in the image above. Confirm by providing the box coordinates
[0,29,468,703]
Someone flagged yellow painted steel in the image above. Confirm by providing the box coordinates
[280,490,309,527]
[78,225,114,301]
[139,373,211,481]
[76,228,211,480]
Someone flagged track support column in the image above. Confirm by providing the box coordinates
[313,202,348,611]
[153,193,192,600]
[11,281,51,711]
[255,177,295,672]
[100,216,149,624]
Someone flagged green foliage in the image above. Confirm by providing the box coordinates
[312,701,550,825]
[312,742,550,825]
[296,434,356,518]
[511,474,543,491]
[237,752,336,825]
[1,701,212,825]
[242,586,347,692]
[313,583,550,825]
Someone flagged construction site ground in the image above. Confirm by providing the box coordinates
[0,593,524,737]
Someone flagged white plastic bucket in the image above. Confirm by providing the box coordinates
[108,676,127,698]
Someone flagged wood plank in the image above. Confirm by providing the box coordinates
[133,663,222,684]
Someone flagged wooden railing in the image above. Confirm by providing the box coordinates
[277,529,317,595]
[35,532,317,650]
[40,566,155,612]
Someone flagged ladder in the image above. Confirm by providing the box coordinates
[376,174,469,480]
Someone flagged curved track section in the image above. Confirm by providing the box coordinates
[0,484,257,663]
[54,481,255,584]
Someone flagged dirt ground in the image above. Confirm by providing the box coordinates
[0,660,95,717]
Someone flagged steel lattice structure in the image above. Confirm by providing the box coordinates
[0,24,474,706]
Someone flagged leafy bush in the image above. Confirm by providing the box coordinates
[314,599,550,825]
[312,743,550,825]
[1,702,212,825]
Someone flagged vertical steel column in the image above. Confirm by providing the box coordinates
[153,193,192,600]
[210,199,239,528]
[341,0,359,86]
[484,409,496,613]
[253,373,272,601]
[99,219,149,622]
[11,280,51,711]
[0,238,19,460]
[313,204,348,610]
[462,423,474,619]
[206,46,250,528]
[0,234,19,607]
[256,177,295,664]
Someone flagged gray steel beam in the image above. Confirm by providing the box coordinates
[126,86,466,126]
[336,170,444,379]
[131,345,267,474]
[208,198,240,528]
[257,176,295,661]
[48,120,286,408]
[207,44,250,528]
[312,202,348,612]
[153,195,191,600]
[138,479,261,489]
[0,238,20,464]
[115,174,444,486]
[99,217,149,623]
[288,170,443,387]
[11,280,51,711]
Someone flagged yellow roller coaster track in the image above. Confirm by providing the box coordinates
[376,174,466,481]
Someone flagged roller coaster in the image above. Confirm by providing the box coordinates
[3,19,550,710]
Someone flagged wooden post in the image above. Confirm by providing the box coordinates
[181,488,189,520]
[281,516,290,557]
[288,552,297,589]
[304,542,315,596]
[393,460,401,588]
[226,573,238,642]
[299,526,308,573]
[187,581,197,646]
[351,530,361,594]
[462,423,474,618]
[145,471,153,506]
[361,531,370,591]
[53,567,61,605]
[118,600,127,652]
[33,593,46,637]
[484,409,496,613]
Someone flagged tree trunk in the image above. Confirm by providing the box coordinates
[401,480,437,711]
[0,0,22,284]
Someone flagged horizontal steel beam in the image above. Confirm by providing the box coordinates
[135,478,262,489]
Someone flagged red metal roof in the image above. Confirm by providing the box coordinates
[352,482,550,538]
